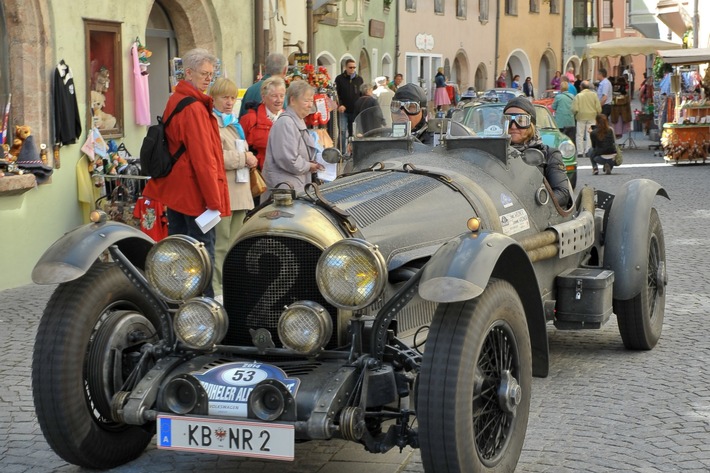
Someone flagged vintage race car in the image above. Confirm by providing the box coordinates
[31,109,668,472]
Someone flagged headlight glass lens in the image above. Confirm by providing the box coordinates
[145,235,211,303]
[174,298,228,350]
[316,239,386,310]
[558,140,576,158]
[278,301,332,355]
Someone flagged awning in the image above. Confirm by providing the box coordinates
[656,0,693,38]
[657,48,710,65]
[584,37,681,59]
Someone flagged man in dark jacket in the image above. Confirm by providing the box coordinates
[391,83,433,145]
[335,59,363,150]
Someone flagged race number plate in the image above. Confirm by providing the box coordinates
[157,415,294,461]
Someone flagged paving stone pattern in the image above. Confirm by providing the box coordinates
[3,132,710,472]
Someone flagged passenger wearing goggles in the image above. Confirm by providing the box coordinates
[503,98,570,208]
[391,83,433,144]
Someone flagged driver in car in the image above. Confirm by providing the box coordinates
[503,98,571,208]
[390,83,433,144]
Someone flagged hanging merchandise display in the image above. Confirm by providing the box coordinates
[131,38,151,126]
[53,60,82,145]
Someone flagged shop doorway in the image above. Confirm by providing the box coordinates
[146,2,178,125]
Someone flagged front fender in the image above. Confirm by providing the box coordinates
[32,221,154,284]
[604,179,669,300]
[419,231,549,377]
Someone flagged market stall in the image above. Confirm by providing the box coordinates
[656,48,710,163]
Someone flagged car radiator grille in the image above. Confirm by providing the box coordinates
[222,236,339,349]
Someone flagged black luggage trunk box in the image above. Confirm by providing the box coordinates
[554,268,614,330]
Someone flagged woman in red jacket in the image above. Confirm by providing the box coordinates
[240,76,286,170]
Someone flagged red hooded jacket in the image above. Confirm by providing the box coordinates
[240,103,273,170]
[143,81,230,217]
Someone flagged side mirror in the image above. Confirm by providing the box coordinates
[522,148,545,167]
[321,147,344,164]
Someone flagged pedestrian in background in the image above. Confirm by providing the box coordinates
[142,48,230,298]
[623,66,635,99]
[241,76,285,171]
[551,71,562,91]
[262,80,322,201]
[373,76,395,126]
[574,74,582,93]
[572,80,602,158]
[523,77,535,99]
[352,83,385,134]
[596,68,613,118]
[552,81,576,142]
[388,73,404,92]
[511,74,521,90]
[209,77,257,299]
[434,67,451,112]
[587,113,617,175]
[496,70,507,88]
[238,53,287,118]
[565,67,576,82]
[335,58,363,151]
[561,75,577,95]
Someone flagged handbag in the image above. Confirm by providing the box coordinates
[614,144,623,166]
[250,167,267,197]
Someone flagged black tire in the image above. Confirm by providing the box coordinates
[614,208,666,350]
[418,279,532,473]
[32,263,162,468]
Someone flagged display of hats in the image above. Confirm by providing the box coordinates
[15,135,53,183]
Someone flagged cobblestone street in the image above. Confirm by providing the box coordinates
[3,133,710,472]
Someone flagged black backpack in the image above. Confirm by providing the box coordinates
[140,96,196,178]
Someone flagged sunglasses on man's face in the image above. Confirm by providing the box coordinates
[391,100,421,115]
[504,113,532,129]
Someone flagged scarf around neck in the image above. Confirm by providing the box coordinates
[214,109,245,139]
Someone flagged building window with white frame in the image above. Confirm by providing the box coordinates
[479,0,489,22]
[457,0,467,18]
[602,0,613,28]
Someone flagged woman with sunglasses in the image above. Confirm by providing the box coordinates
[503,98,570,208]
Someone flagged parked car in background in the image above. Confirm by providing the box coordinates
[533,89,559,113]
[450,102,578,187]
[483,87,526,104]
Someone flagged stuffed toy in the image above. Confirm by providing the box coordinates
[9,125,32,159]
[90,90,117,130]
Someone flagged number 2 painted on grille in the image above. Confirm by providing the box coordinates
[245,239,298,325]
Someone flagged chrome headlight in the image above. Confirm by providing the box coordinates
[316,239,387,310]
[174,297,228,350]
[558,140,576,159]
[277,301,332,356]
[145,235,211,303]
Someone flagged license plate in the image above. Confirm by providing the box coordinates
[157,415,294,461]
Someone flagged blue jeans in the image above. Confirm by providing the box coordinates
[167,208,216,298]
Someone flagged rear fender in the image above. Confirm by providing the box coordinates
[603,179,669,300]
[32,221,154,284]
[419,231,549,377]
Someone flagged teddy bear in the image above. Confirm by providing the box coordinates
[90,90,117,130]
[8,125,32,160]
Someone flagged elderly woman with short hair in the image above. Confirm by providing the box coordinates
[240,76,285,170]
[261,80,322,201]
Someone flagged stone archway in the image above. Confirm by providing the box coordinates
[358,49,371,85]
[474,63,487,91]
[3,0,53,143]
[538,49,556,93]
[452,49,470,91]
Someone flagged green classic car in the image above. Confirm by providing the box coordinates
[452,102,578,188]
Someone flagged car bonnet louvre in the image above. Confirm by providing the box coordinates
[321,172,441,228]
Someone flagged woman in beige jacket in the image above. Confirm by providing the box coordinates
[209,78,258,299]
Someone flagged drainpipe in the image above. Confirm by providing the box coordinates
[307,0,314,64]
[254,0,264,82]
[494,0,500,88]
[394,0,400,75]
[693,0,699,48]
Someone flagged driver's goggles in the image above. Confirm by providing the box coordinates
[504,113,532,129]
[391,100,421,115]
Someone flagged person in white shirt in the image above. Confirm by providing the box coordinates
[596,68,613,118]
[373,76,395,126]
[623,66,635,99]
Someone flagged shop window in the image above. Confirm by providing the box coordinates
[85,20,124,138]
